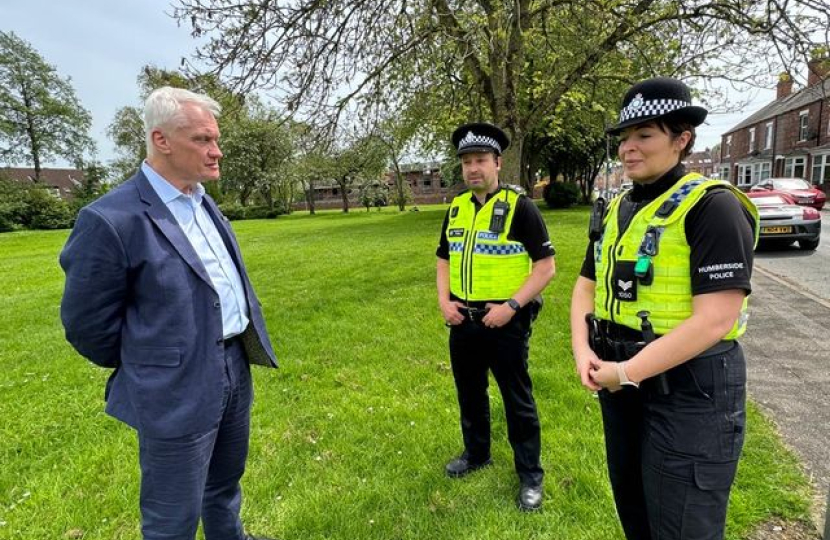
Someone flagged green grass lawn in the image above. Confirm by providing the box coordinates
[0,204,813,539]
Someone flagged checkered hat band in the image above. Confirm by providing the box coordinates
[458,132,502,154]
[618,98,691,123]
[473,244,526,255]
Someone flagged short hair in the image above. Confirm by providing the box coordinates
[143,87,222,156]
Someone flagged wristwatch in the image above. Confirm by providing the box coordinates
[506,299,521,311]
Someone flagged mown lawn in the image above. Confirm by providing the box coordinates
[0,204,813,539]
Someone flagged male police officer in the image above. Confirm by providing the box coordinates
[436,122,556,510]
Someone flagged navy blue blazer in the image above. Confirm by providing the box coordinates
[60,171,277,439]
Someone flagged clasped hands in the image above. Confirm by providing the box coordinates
[575,349,632,393]
[440,300,515,328]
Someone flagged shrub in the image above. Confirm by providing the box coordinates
[0,179,28,232]
[24,189,75,230]
[218,203,284,221]
[543,181,580,209]
[219,203,246,220]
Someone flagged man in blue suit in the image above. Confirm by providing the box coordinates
[60,87,278,540]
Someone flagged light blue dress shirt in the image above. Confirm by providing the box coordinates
[142,162,250,338]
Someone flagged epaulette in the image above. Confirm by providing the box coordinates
[503,184,526,196]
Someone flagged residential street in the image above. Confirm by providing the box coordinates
[743,209,830,535]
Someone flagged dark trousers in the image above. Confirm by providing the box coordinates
[138,339,252,540]
[599,343,746,540]
[449,308,543,486]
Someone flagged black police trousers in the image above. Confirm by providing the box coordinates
[448,306,544,486]
[599,342,747,540]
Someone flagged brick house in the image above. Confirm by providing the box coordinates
[683,148,714,178]
[300,161,454,210]
[0,167,85,200]
[719,57,830,193]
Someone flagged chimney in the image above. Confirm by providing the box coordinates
[777,72,793,99]
[807,56,829,87]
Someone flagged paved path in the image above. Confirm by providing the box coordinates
[745,252,830,534]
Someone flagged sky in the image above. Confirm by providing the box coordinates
[4,0,200,167]
[3,1,778,168]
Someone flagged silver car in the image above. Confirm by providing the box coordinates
[747,191,821,250]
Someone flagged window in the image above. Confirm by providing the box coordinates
[737,165,752,186]
[759,162,771,181]
[812,154,830,185]
[784,156,807,178]
[725,135,732,158]
[737,162,771,187]
[720,166,731,184]
[798,111,809,141]
[423,179,432,187]
[748,128,756,152]
[764,122,773,150]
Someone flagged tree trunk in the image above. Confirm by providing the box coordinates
[339,179,350,213]
[239,186,251,206]
[501,136,523,189]
[305,179,316,215]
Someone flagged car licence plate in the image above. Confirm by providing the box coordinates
[762,226,793,234]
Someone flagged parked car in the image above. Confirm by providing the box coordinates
[746,190,821,250]
[749,177,826,210]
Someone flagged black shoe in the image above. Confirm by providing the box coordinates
[445,454,492,478]
[518,484,543,511]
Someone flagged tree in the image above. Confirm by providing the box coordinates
[329,133,387,213]
[71,161,110,210]
[106,105,146,183]
[107,65,247,185]
[220,100,294,209]
[0,31,95,180]
[358,180,389,211]
[174,0,830,192]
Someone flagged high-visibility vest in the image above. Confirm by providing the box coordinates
[446,188,531,301]
[594,174,759,338]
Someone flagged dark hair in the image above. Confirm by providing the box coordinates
[655,118,696,160]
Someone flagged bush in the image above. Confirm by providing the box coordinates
[543,181,580,209]
[0,201,24,232]
[219,203,246,220]
[0,180,27,232]
[23,189,75,230]
[218,203,284,221]
[0,180,75,231]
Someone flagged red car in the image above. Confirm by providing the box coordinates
[746,190,821,250]
[750,177,826,210]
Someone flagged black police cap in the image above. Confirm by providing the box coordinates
[607,77,707,135]
[452,122,510,156]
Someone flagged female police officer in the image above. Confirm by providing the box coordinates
[569,77,759,540]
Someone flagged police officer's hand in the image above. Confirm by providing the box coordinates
[573,349,602,392]
[440,299,465,326]
[588,358,621,392]
[482,302,515,328]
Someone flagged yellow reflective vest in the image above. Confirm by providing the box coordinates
[594,174,759,338]
[446,188,531,301]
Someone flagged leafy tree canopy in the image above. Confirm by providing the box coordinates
[0,31,95,180]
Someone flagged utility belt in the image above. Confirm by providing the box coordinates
[459,306,491,324]
[455,297,543,325]
[587,318,734,362]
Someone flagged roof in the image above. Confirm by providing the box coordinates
[685,149,713,165]
[724,78,830,135]
[0,167,85,198]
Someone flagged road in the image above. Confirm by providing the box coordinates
[743,208,830,535]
